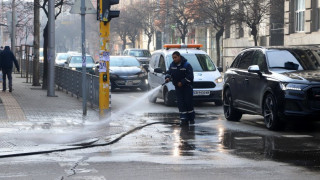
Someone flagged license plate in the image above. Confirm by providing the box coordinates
[193,90,210,96]
[126,81,133,86]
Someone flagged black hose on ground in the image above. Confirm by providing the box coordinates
[0,122,180,159]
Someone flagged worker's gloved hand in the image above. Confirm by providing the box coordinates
[165,78,170,83]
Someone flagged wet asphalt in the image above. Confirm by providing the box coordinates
[98,89,320,170]
[1,88,320,179]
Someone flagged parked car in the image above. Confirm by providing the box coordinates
[148,44,223,106]
[95,56,148,91]
[223,47,320,130]
[55,53,71,66]
[123,48,151,66]
[64,54,95,74]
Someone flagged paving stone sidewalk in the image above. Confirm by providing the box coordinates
[0,74,124,149]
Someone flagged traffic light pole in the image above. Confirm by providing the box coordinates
[99,1,111,118]
[98,0,120,118]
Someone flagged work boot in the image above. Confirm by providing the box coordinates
[180,120,189,127]
[9,89,12,92]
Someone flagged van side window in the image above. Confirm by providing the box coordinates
[159,56,166,72]
[150,54,159,69]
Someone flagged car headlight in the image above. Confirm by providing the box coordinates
[71,67,76,71]
[280,83,308,91]
[215,76,223,83]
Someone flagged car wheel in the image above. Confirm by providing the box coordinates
[223,88,242,121]
[263,93,285,131]
[215,100,223,106]
[164,89,175,106]
[148,85,157,103]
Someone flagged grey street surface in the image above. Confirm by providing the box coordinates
[0,74,320,179]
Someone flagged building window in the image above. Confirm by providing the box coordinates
[295,0,305,32]
[312,0,320,31]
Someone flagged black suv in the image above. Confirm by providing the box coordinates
[223,47,320,130]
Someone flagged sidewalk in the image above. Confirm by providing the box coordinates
[0,73,124,150]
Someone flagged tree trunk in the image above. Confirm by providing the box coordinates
[181,35,185,44]
[42,23,48,89]
[122,38,126,52]
[215,28,224,67]
[33,0,41,86]
[251,25,258,46]
[147,35,152,51]
[131,39,136,48]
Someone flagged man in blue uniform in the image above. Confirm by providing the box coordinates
[165,51,195,126]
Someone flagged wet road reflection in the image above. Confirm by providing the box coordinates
[222,130,320,170]
[110,113,320,170]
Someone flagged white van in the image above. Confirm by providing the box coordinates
[148,44,223,106]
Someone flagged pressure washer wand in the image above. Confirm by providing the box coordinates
[162,77,171,86]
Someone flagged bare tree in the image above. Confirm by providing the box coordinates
[233,0,283,46]
[38,0,72,89]
[161,0,197,44]
[137,2,157,50]
[1,0,34,45]
[198,0,235,66]
[126,6,142,48]
[111,9,130,51]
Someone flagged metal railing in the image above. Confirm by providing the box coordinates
[20,58,100,108]
[55,66,99,107]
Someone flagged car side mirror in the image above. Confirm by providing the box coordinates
[154,68,163,74]
[218,67,223,72]
[64,61,68,64]
[248,65,261,74]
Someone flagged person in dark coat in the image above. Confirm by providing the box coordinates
[165,51,195,126]
[0,46,20,92]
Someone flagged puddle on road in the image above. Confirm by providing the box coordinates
[139,113,320,170]
[222,131,320,170]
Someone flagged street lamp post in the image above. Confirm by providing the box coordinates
[81,0,87,115]
[11,0,15,54]
[47,0,55,97]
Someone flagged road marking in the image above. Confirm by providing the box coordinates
[282,135,313,138]
[234,136,262,140]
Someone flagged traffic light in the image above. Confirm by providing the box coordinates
[98,0,120,22]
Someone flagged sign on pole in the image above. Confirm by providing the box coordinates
[70,0,96,14]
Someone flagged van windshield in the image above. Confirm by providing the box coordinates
[167,54,216,72]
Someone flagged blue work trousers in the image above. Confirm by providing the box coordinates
[175,85,195,122]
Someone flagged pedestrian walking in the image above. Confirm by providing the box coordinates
[0,46,20,92]
[165,51,195,126]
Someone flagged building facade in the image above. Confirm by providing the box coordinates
[284,0,320,46]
